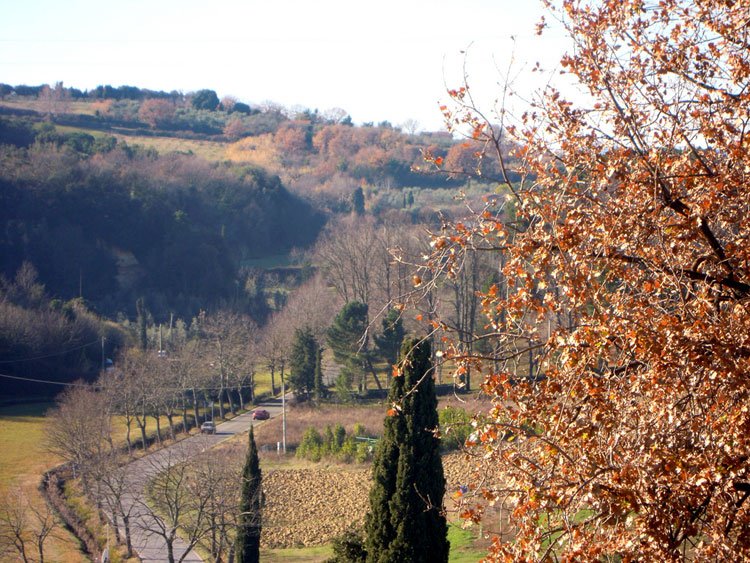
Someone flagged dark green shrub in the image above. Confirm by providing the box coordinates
[439,406,472,451]
[296,424,373,464]
[326,527,367,562]
[296,427,322,461]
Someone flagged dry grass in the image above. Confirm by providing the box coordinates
[253,402,388,452]
[110,134,230,161]
[0,403,88,562]
[225,134,281,170]
[250,391,490,454]
[0,99,99,115]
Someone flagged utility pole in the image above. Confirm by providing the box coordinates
[101,337,105,371]
[281,374,287,454]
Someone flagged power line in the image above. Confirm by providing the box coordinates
[0,372,91,387]
[0,339,101,364]
[0,371,259,393]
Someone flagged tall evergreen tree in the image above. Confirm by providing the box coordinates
[352,186,365,215]
[236,425,262,563]
[365,337,448,563]
[288,326,318,401]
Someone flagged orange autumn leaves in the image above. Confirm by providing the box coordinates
[424,0,750,560]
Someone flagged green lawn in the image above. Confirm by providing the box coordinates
[448,524,487,562]
[261,545,334,562]
[255,525,485,562]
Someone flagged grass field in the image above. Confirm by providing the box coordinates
[0,402,88,562]
[0,99,100,115]
[447,524,489,562]
[110,133,230,161]
[262,544,333,562]
[55,125,232,163]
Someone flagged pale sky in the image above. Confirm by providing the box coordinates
[0,0,569,131]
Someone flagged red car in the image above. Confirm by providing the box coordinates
[252,408,270,420]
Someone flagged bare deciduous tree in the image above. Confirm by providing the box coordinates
[0,487,59,563]
[44,383,113,486]
[137,446,213,563]
[196,311,256,418]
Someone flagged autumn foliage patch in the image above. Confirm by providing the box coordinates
[424,0,750,560]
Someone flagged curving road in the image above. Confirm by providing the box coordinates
[116,397,286,562]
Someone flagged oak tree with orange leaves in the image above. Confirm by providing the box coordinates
[422,1,750,560]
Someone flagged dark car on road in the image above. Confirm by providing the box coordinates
[252,408,270,420]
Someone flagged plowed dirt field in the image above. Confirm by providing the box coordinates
[261,452,477,548]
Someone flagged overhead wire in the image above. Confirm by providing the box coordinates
[0,338,102,363]
[0,370,258,392]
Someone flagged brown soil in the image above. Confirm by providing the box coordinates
[228,397,506,549]
[257,452,484,548]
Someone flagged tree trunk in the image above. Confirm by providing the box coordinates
[270,364,276,396]
[136,414,147,451]
[192,388,200,426]
[110,511,121,543]
[154,414,162,446]
[365,358,384,390]
[124,414,133,455]
[166,412,176,441]
[249,372,255,403]
[123,514,133,558]
[218,376,226,420]
[181,400,189,433]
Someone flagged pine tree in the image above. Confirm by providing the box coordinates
[365,337,449,562]
[374,308,405,366]
[236,425,262,563]
[327,302,382,391]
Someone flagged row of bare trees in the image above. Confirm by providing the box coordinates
[45,379,246,562]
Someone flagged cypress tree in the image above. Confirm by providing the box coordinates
[365,337,449,562]
[327,301,381,392]
[236,425,262,563]
[353,186,365,215]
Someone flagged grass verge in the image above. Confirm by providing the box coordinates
[0,402,87,562]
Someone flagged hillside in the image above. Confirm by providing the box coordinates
[0,83,517,213]
[0,113,325,321]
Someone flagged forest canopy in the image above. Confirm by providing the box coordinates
[0,124,324,319]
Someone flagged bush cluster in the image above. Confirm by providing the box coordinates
[296,423,372,463]
[439,406,472,451]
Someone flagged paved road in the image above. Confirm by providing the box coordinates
[117,397,286,562]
